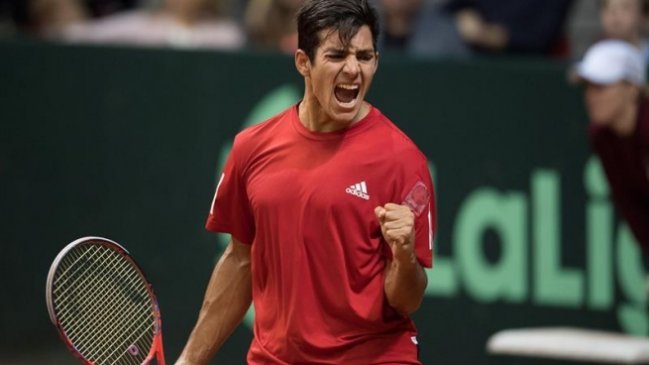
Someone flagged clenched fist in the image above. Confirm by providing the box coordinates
[375,203,416,263]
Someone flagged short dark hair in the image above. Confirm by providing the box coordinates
[297,0,380,61]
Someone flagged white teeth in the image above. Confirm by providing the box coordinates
[337,84,359,90]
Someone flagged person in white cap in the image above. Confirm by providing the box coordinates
[577,39,649,252]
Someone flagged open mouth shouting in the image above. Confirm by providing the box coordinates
[334,83,360,107]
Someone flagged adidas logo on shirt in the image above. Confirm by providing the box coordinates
[346,181,369,200]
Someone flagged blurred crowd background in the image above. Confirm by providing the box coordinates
[0,0,646,62]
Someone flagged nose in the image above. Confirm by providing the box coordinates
[342,55,360,77]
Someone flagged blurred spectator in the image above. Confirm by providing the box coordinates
[26,0,88,38]
[0,0,139,38]
[376,0,423,52]
[410,0,575,58]
[62,0,245,49]
[600,0,649,61]
[576,39,649,251]
[244,0,301,53]
[86,0,139,18]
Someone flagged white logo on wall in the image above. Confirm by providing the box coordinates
[346,181,370,200]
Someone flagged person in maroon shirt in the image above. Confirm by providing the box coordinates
[577,39,649,252]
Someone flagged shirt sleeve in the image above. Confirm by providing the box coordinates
[398,156,437,268]
[205,139,256,245]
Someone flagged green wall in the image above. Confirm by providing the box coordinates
[0,41,644,364]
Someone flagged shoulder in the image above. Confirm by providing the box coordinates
[588,123,611,149]
[231,105,294,156]
[236,105,293,140]
[371,107,428,163]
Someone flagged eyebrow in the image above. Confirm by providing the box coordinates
[323,47,376,54]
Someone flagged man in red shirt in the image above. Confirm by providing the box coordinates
[175,0,436,363]
[577,39,649,251]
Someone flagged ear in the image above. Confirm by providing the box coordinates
[295,49,311,78]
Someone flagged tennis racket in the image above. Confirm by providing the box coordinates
[46,236,166,365]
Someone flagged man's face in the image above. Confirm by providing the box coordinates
[601,0,643,41]
[305,25,378,124]
[585,81,636,126]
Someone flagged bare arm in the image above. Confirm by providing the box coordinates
[455,9,509,51]
[175,238,252,365]
[375,204,428,315]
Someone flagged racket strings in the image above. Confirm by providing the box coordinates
[69,267,149,360]
[52,243,155,365]
[76,267,154,365]
[56,249,139,341]
[58,257,139,338]
[55,248,122,315]
[93,302,154,362]
[54,244,112,296]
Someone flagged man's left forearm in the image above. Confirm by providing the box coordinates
[384,254,427,316]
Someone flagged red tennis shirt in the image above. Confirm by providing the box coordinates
[206,104,436,364]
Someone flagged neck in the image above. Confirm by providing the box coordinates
[298,97,347,133]
[611,101,639,137]
[298,83,369,133]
